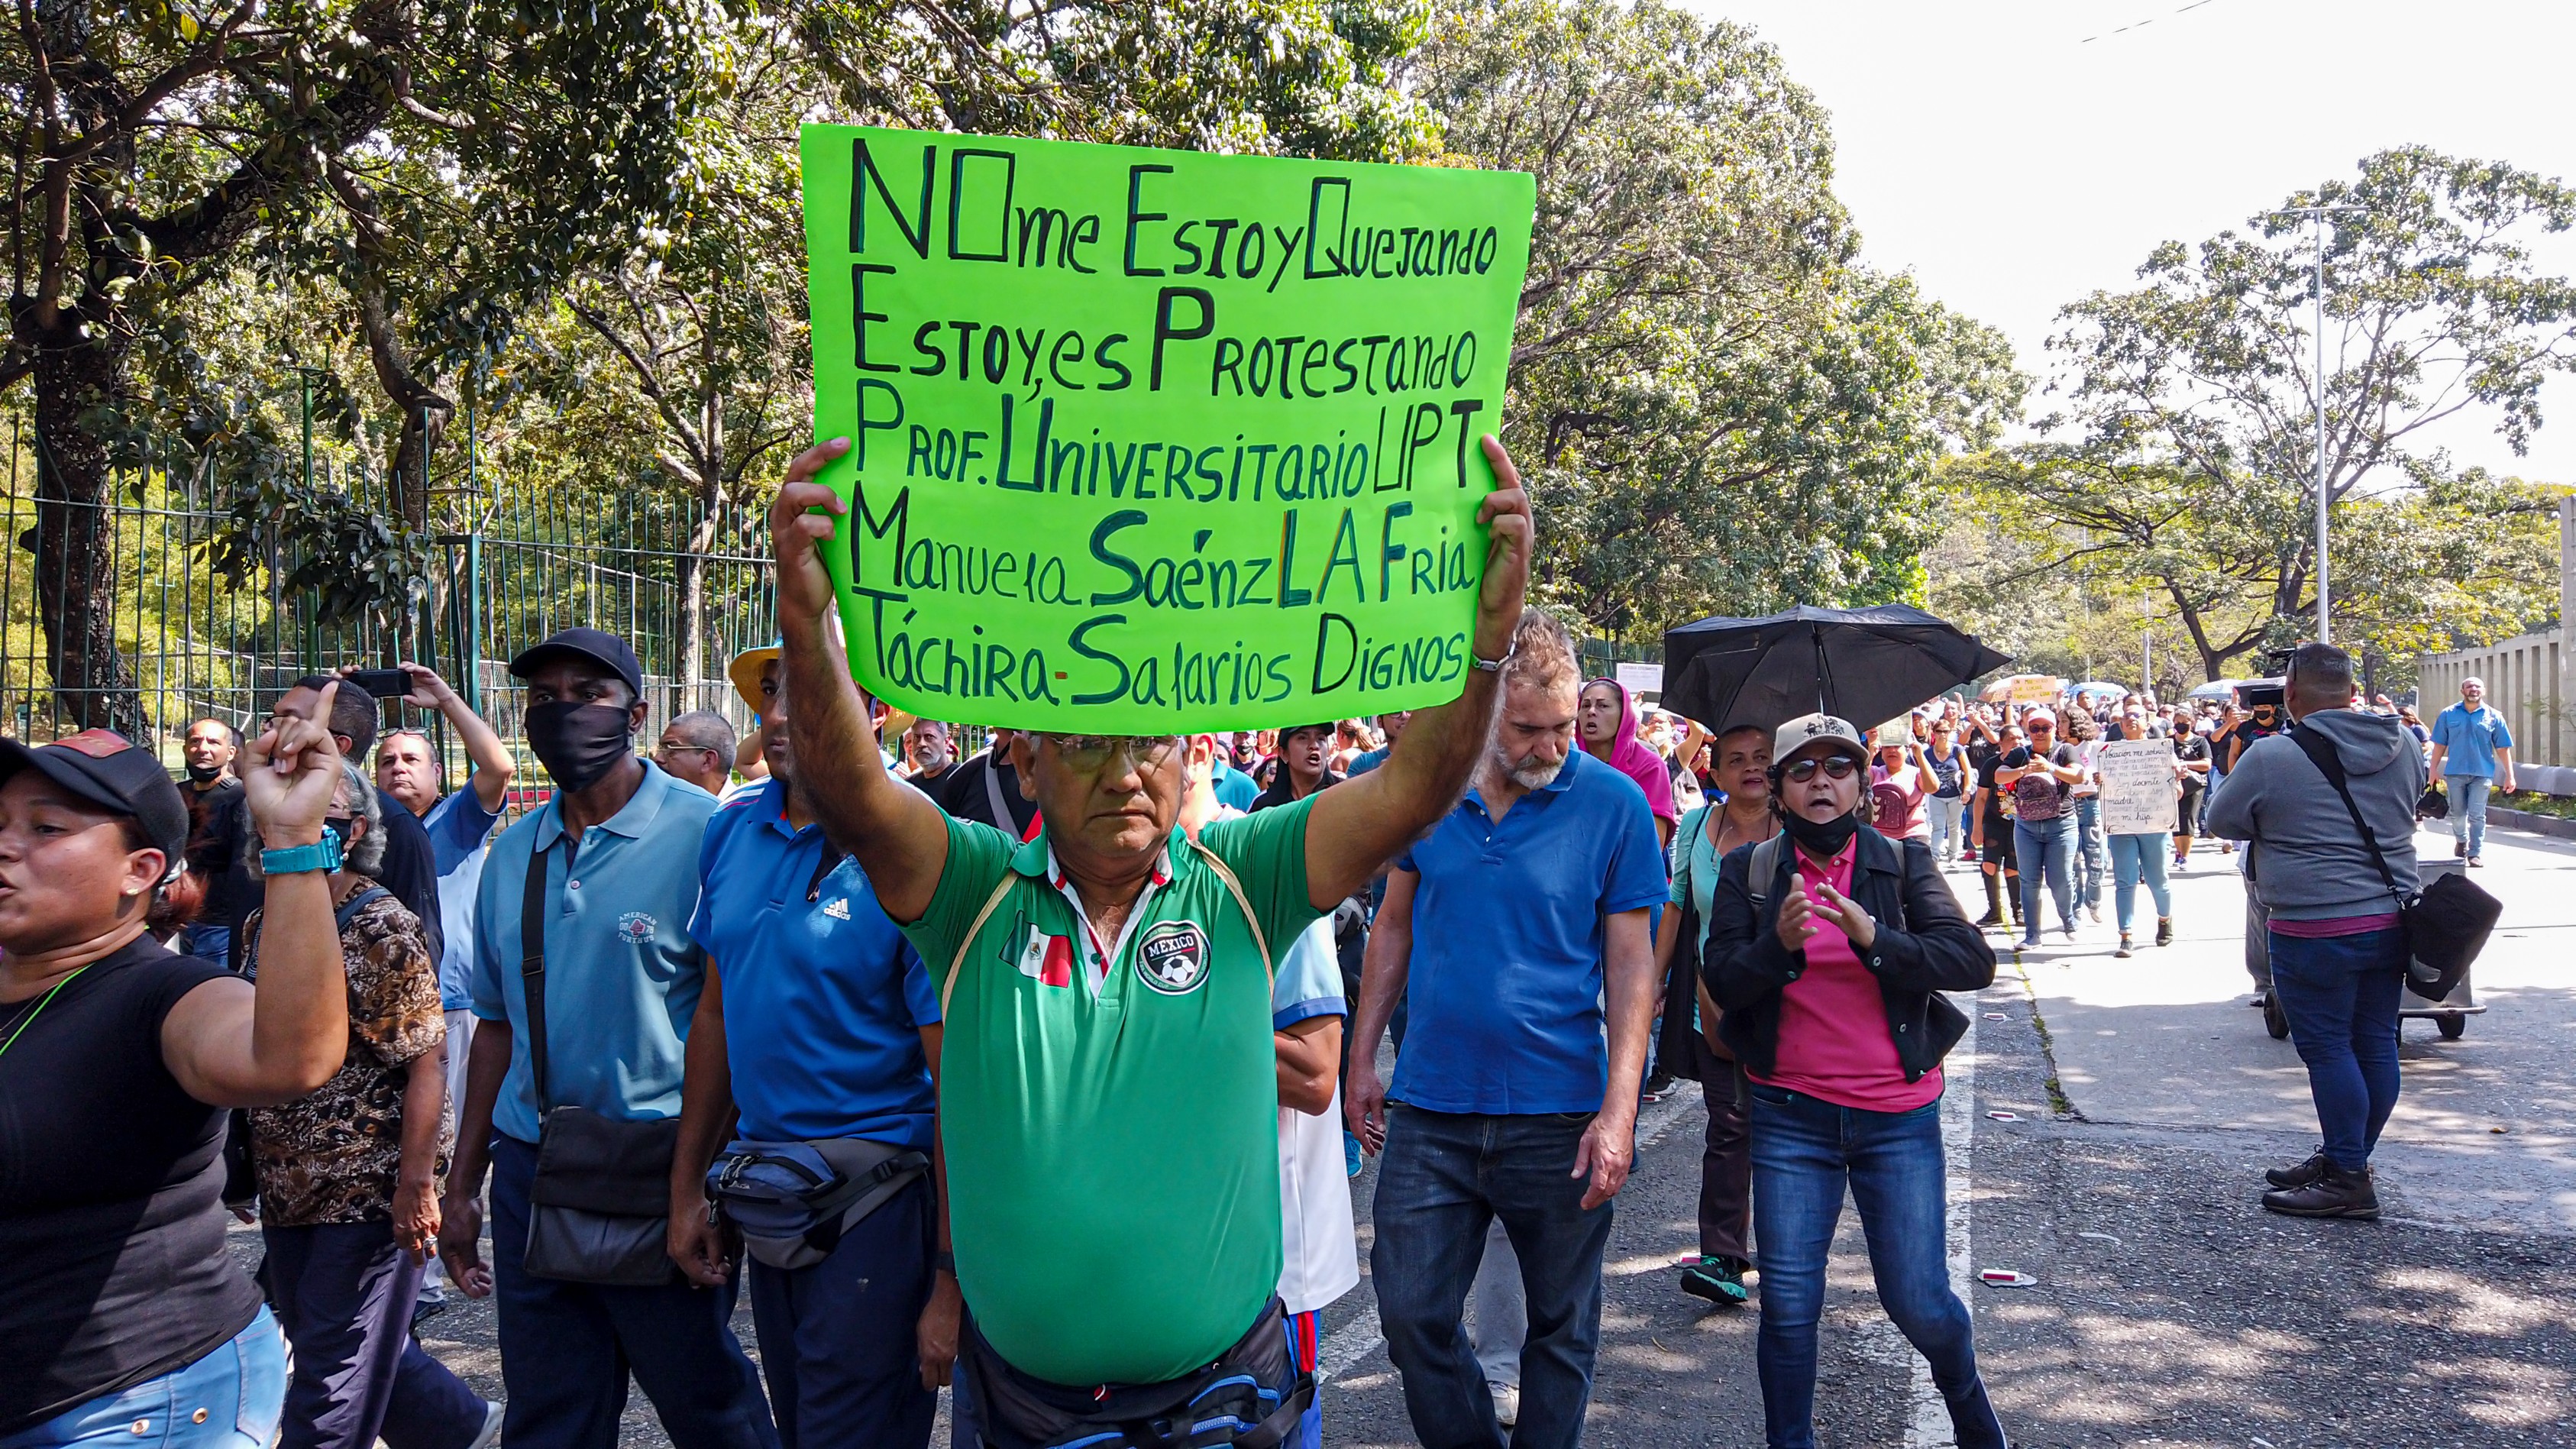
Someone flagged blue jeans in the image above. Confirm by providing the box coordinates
[1371,1107,1614,1449]
[2014,816,2077,940]
[2449,775,2492,856]
[2268,928,2406,1169]
[745,1177,936,1449]
[2108,833,2172,933]
[2073,797,2106,908]
[486,1134,777,1449]
[184,923,232,969]
[2,1308,286,1449]
[1927,795,1965,860]
[1747,1086,2002,1449]
[261,1221,486,1449]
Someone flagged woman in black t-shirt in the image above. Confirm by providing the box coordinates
[0,702,349,1446]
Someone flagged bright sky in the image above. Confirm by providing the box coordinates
[1693,0,2576,483]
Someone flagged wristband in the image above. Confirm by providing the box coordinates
[1469,642,1514,674]
[933,1250,956,1275]
[259,833,344,876]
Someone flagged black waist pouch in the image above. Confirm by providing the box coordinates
[963,1296,1311,1449]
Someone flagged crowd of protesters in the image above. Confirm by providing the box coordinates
[16,430,2492,1449]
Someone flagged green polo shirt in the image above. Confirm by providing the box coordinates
[903,799,1323,1386]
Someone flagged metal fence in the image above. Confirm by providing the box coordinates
[0,422,777,797]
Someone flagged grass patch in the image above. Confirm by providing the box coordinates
[2494,790,2576,820]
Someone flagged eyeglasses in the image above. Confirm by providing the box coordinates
[1046,734,1185,772]
[1782,755,1860,783]
[655,742,719,760]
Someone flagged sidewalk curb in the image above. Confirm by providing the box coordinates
[2487,804,2576,841]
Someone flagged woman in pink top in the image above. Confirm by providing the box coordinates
[1702,713,2002,1449]
[1578,678,1678,848]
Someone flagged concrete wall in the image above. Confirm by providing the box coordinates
[2416,496,2576,775]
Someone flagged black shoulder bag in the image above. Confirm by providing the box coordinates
[521,842,683,1286]
[2288,726,2501,1001]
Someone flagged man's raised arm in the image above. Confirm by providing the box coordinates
[772,438,952,923]
[1304,436,1532,910]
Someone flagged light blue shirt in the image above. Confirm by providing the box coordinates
[422,785,503,1011]
[2430,701,2513,778]
[469,762,717,1144]
[1272,917,1344,1030]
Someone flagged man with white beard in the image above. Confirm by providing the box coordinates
[1344,607,1667,1449]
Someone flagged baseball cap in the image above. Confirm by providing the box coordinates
[509,626,644,697]
[2023,708,2057,727]
[1773,713,1870,769]
[0,729,189,874]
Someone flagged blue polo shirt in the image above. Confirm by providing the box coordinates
[422,784,503,1011]
[2431,702,2513,778]
[1212,759,1259,813]
[469,761,716,1145]
[690,780,940,1147]
[1392,748,1667,1114]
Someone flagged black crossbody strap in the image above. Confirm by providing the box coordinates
[2287,725,2409,910]
[522,839,553,1111]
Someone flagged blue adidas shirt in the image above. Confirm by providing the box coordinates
[470,762,716,1144]
[1393,748,1668,1114]
[690,780,940,1147]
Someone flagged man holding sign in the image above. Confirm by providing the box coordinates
[767,422,1529,1445]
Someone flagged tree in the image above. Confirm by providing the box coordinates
[2049,147,2576,648]
[0,0,726,731]
[1407,0,2024,636]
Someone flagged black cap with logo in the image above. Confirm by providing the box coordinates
[509,626,645,697]
[0,729,191,875]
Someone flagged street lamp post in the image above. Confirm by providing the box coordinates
[2268,202,2363,645]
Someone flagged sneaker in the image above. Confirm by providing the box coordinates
[2455,841,2468,859]
[1971,912,2005,928]
[1640,1072,1677,1102]
[2248,992,2272,1008]
[2059,922,2079,943]
[2114,934,2133,959]
[2265,1150,2330,1190]
[2154,916,2174,948]
[410,1295,448,1331]
[1489,1383,1521,1428]
[2018,933,2043,949]
[470,1403,504,1449]
[2088,903,2103,924]
[2468,855,2485,868]
[2262,1163,2380,1220]
[1679,1254,1751,1307]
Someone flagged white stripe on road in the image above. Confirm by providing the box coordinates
[1906,1013,1978,1448]
[1313,1091,1702,1384]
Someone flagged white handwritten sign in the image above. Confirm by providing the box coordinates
[2097,739,2179,836]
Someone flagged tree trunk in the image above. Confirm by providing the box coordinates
[26,338,147,738]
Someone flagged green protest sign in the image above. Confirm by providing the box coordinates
[800,125,1534,733]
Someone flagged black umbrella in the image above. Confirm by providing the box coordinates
[1661,604,2011,738]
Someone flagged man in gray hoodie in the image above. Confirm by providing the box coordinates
[2205,643,2422,1220]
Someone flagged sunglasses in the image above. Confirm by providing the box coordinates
[1782,755,1860,783]
[1046,734,1185,772]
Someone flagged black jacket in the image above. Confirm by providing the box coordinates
[1702,826,1995,1082]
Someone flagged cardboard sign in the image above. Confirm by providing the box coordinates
[1615,662,1663,698]
[800,125,1535,732]
[2096,739,2180,836]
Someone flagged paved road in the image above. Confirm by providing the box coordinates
[239,823,2576,1445]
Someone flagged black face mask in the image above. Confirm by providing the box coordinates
[323,817,354,854]
[1779,807,1860,858]
[184,761,225,784]
[525,701,638,792]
